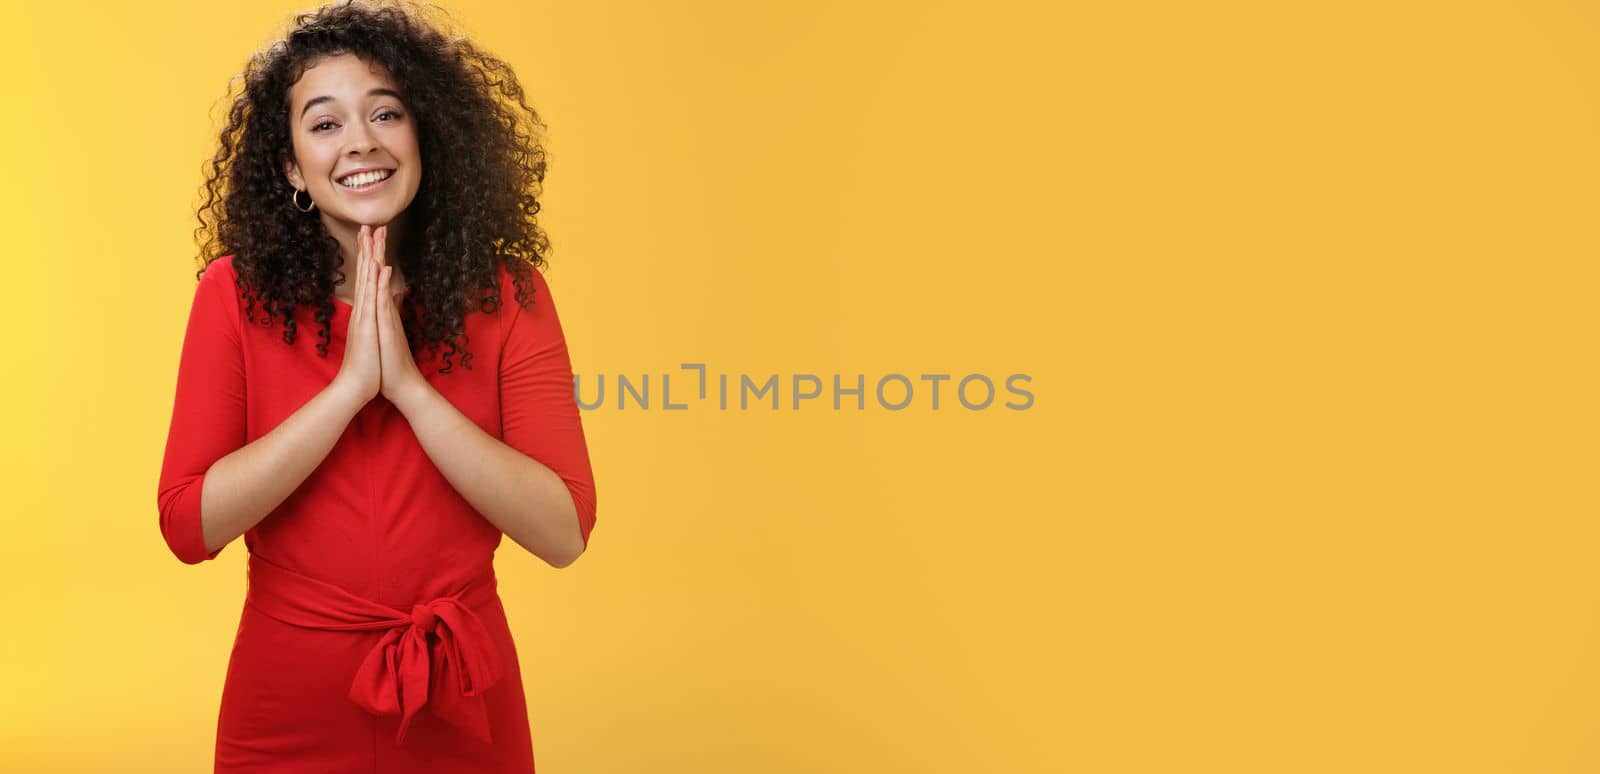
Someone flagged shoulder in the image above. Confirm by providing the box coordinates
[198,254,241,293]
[491,259,556,322]
[492,260,566,347]
[192,256,246,332]
[494,258,550,303]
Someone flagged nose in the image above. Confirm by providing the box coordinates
[345,123,379,155]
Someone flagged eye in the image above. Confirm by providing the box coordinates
[309,110,400,134]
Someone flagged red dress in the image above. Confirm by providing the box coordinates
[156,255,597,772]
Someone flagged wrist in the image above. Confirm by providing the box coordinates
[390,378,434,416]
[327,376,370,416]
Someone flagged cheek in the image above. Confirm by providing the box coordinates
[400,131,422,162]
[292,138,328,176]
[295,158,325,184]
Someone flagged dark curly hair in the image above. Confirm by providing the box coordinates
[192,0,551,374]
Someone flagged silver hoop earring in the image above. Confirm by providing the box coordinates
[291,188,316,213]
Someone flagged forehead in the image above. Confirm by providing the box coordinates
[290,54,401,108]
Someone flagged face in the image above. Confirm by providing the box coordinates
[282,53,421,234]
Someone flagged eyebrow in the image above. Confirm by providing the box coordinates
[299,88,405,120]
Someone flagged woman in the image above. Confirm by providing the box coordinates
[155,1,597,770]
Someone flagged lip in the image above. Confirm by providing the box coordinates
[337,165,393,179]
[336,168,395,196]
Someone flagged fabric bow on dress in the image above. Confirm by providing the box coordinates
[347,597,504,744]
[244,553,505,745]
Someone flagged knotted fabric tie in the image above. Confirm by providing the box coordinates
[244,553,504,746]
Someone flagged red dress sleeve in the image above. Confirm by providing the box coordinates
[499,266,598,548]
[156,261,245,564]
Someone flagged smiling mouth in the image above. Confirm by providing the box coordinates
[337,169,395,189]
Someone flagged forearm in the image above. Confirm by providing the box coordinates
[198,380,367,555]
[393,381,584,567]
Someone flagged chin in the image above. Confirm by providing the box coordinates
[340,203,404,224]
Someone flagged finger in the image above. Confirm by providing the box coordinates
[371,263,383,346]
[359,226,373,321]
[354,242,367,322]
[367,249,379,321]
[375,264,388,341]
[363,254,374,323]
[352,227,363,311]
[375,226,386,267]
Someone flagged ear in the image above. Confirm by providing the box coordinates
[280,150,302,190]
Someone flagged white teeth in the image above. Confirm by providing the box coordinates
[338,169,393,188]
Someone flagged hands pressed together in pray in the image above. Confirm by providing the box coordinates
[321,224,586,565]
[335,224,427,409]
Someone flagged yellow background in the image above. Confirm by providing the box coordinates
[1,0,1596,771]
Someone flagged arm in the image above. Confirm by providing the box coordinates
[155,264,368,564]
[392,267,597,568]
[192,381,367,558]
[394,386,586,567]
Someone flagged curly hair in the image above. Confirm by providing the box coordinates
[192,0,551,374]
